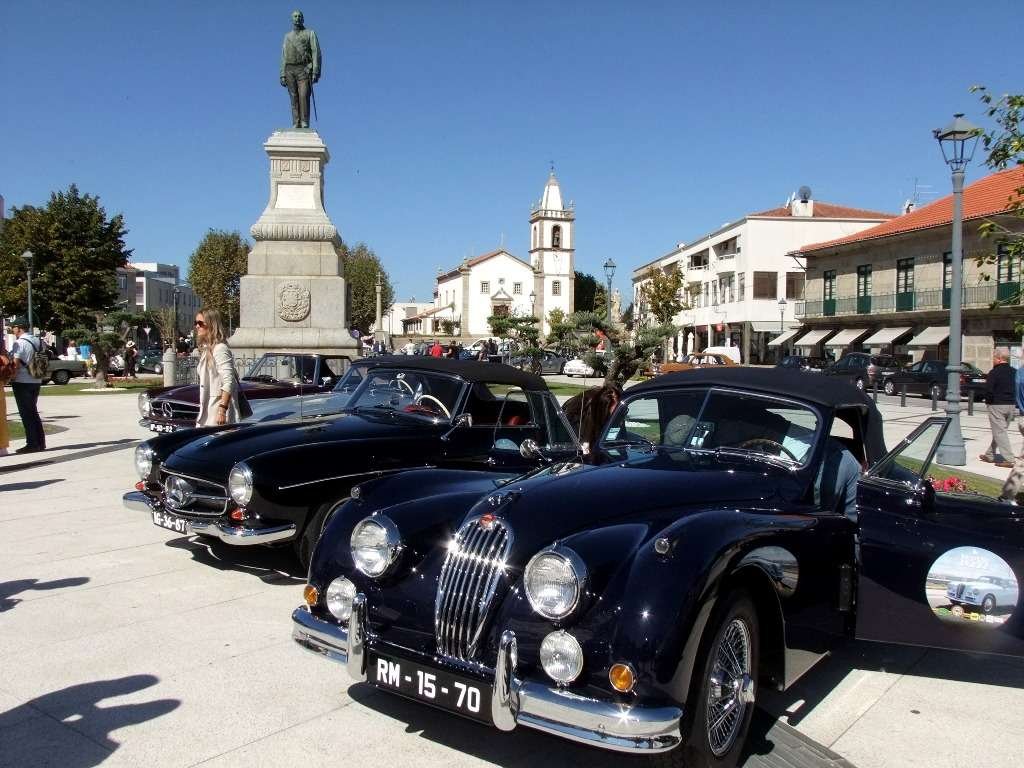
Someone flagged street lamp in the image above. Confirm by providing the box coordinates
[529,290,536,318]
[603,258,616,324]
[933,113,980,467]
[21,250,34,330]
[777,296,787,334]
[172,285,181,337]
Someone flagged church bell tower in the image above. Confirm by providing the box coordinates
[528,170,575,334]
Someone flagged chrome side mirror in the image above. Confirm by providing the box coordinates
[519,438,543,460]
[441,413,472,441]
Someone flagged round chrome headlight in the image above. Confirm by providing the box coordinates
[227,462,253,506]
[138,392,152,417]
[325,576,357,621]
[350,516,402,577]
[134,443,155,480]
[540,630,583,684]
[524,547,586,620]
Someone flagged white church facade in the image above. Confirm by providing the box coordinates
[430,172,576,338]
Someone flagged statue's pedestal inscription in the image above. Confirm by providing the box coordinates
[229,129,358,356]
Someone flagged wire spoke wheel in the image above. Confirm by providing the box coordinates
[705,618,751,757]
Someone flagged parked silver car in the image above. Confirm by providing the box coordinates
[947,575,1019,614]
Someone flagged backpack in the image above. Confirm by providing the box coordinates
[24,337,51,380]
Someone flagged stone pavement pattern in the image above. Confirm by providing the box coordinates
[1,389,1022,767]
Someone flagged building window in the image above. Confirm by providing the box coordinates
[785,272,804,300]
[753,271,777,299]
[532,226,537,248]
[737,273,745,301]
[823,270,836,300]
[896,258,914,293]
[997,242,1019,301]
[513,282,522,295]
[856,265,872,296]
[552,225,561,249]
[552,280,561,296]
[719,275,734,303]
[480,281,490,294]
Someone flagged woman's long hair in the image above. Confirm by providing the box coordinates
[562,383,621,457]
[197,307,228,363]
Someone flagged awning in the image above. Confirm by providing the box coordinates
[793,328,835,348]
[750,321,799,333]
[824,328,869,347]
[767,328,801,347]
[907,326,950,347]
[861,326,913,346]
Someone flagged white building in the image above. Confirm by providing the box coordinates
[370,298,436,337]
[116,262,201,334]
[432,172,575,338]
[632,188,894,364]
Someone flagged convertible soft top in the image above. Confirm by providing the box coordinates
[356,355,547,391]
[631,367,886,461]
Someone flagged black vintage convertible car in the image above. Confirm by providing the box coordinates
[292,368,1024,767]
[124,358,578,566]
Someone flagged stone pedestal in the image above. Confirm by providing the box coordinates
[229,129,359,357]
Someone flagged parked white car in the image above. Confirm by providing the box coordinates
[563,357,596,377]
[947,575,1019,614]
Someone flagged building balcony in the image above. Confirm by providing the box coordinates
[795,283,1009,319]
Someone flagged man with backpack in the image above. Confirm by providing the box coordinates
[9,317,46,454]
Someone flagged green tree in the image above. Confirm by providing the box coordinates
[572,311,674,386]
[343,242,395,335]
[639,263,686,325]
[545,308,578,354]
[489,312,542,370]
[63,325,125,386]
[186,230,250,328]
[574,271,598,312]
[971,86,1024,329]
[0,185,131,331]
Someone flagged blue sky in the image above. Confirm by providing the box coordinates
[1,1,1017,302]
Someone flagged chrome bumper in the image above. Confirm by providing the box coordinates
[291,598,682,754]
[122,491,297,545]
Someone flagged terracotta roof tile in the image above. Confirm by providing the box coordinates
[750,201,896,219]
[435,249,531,283]
[800,167,1024,253]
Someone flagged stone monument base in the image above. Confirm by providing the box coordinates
[229,129,359,359]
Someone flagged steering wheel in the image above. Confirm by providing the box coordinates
[413,394,451,419]
[390,377,416,396]
[736,438,800,462]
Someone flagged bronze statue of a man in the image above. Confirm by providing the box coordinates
[279,10,321,129]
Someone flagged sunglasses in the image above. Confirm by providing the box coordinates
[194,320,206,328]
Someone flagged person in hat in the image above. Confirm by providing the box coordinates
[124,340,138,379]
[8,316,45,454]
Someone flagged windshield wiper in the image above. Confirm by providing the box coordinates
[603,436,657,452]
[700,446,800,471]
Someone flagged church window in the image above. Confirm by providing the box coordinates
[552,226,562,249]
[532,227,538,248]
[480,281,490,294]
[552,280,562,296]
[513,282,522,295]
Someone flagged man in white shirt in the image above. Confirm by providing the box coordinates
[9,317,45,454]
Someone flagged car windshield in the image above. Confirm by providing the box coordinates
[602,387,820,467]
[332,364,368,392]
[347,369,464,421]
[244,354,318,384]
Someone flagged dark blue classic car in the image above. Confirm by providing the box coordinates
[124,358,577,567]
[292,368,1024,766]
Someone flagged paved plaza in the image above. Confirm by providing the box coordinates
[1,387,1023,768]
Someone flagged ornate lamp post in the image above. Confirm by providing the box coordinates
[603,258,616,324]
[172,285,181,337]
[933,113,980,466]
[21,250,34,330]
[529,290,536,317]
[777,296,787,334]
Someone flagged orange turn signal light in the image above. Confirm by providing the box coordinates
[303,585,319,607]
[609,663,635,693]
[230,508,246,521]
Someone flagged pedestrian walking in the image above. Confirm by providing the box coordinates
[194,308,241,427]
[124,340,138,379]
[8,317,46,454]
[980,346,1016,468]
[429,340,443,358]
[999,354,1024,501]
[0,332,15,457]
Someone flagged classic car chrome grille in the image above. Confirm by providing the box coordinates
[161,470,229,517]
[434,516,512,662]
[153,400,200,422]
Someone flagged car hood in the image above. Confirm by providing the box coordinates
[243,391,352,422]
[147,380,298,404]
[163,410,439,481]
[469,450,805,559]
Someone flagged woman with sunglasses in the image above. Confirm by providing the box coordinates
[194,308,240,427]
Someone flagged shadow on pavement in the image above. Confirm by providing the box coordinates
[0,576,90,612]
[43,438,138,452]
[0,440,137,475]
[0,674,179,767]
[164,535,305,585]
[0,478,64,492]
[759,638,1024,728]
